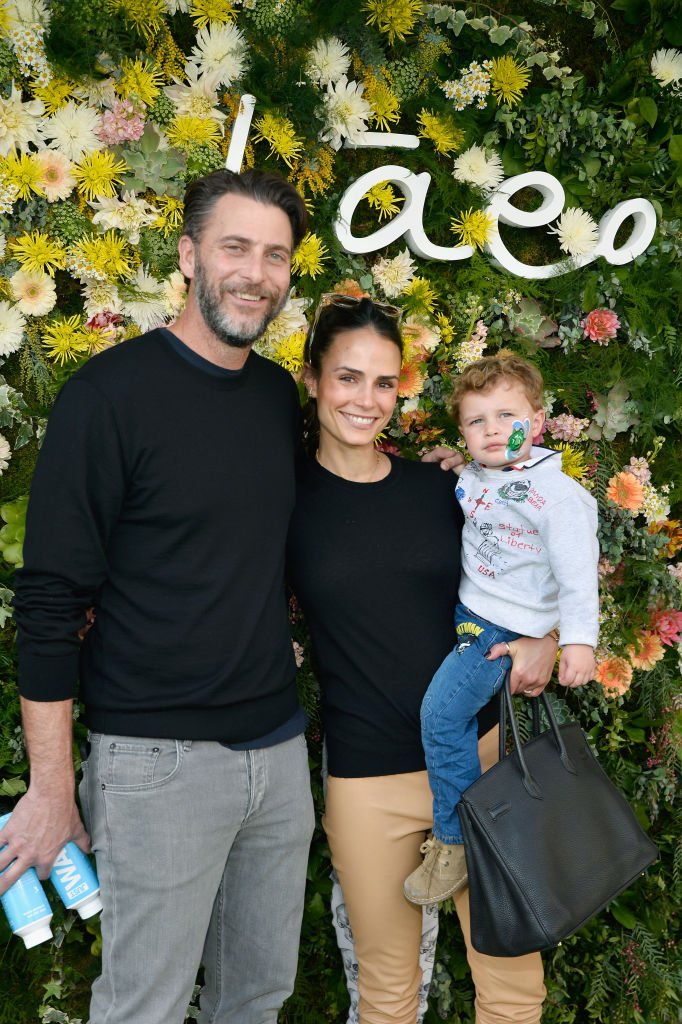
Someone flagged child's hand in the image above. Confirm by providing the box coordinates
[558,644,595,687]
[421,446,465,474]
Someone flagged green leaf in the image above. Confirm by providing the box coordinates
[638,97,658,127]
[489,25,513,45]
[610,902,637,929]
[0,778,27,797]
[583,276,599,312]
[669,135,682,162]
[581,155,601,177]
[581,0,596,17]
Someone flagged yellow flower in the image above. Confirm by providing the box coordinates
[1,151,44,201]
[291,232,329,278]
[68,232,133,281]
[364,0,423,45]
[271,330,307,373]
[364,182,403,221]
[253,113,304,169]
[626,631,665,671]
[11,231,66,277]
[435,312,455,346]
[190,0,238,28]
[556,443,589,482]
[118,58,164,108]
[290,146,336,202]
[165,115,222,150]
[402,277,437,316]
[106,0,167,41]
[32,78,77,115]
[365,77,401,131]
[417,109,464,155]
[42,315,90,365]
[74,152,128,203]
[490,56,531,106]
[451,209,497,251]
[153,195,185,237]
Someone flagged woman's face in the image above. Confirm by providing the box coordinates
[306,328,402,453]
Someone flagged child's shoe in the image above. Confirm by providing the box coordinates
[403,836,468,905]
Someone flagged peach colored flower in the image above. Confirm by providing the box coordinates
[626,631,665,670]
[648,519,682,558]
[398,358,426,399]
[402,317,440,359]
[648,608,682,647]
[594,656,633,696]
[581,308,620,344]
[332,279,368,299]
[606,471,644,512]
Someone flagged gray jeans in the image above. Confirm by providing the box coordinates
[79,732,315,1024]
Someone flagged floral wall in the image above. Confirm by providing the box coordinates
[0,0,680,1021]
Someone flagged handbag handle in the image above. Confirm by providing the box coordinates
[499,673,577,799]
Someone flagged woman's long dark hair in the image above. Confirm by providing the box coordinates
[301,297,403,457]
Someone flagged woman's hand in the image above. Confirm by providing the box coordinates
[486,634,558,697]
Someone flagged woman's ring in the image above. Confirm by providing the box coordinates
[523,689,534,696]
[504,642,511,655]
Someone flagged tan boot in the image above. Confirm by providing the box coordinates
[403,836,468,905]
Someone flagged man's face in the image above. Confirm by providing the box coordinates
[181,193,293,348]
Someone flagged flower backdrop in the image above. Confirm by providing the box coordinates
[0,0,680,1021]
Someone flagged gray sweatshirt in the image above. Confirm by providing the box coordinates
[456,447,599,647]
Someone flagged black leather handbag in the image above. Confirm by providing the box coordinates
[458,676,658,957]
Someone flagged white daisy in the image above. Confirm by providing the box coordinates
[372,248,416,298]
[90,191,158,244]
[82,279,122,319]
[548,208,599,258]
[0,434,11,475]
[306,37,351,87]
[120,267,169,333]
[165,65,227,124]
[263,292,310,346]
[452,144,505,192]
[187,23,247,86]
[0,83,45,157]
[9,269,57,316]
[163,270,187,317]
[319,76,372,151]
[0,300,27,357]
[35,148,76,202]
[43,101,102,161]
[650,48,682,87]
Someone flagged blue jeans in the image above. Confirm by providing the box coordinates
[79,732,315,1024]
[421,604,519,844]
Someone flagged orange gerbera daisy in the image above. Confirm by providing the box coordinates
[605,471,644,513]
[398,359,426,399]
[594,656,633,696]
[626,631,666,670]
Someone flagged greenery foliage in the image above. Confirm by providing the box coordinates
[0,0,680,1020]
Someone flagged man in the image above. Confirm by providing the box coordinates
[5,169,315,1024]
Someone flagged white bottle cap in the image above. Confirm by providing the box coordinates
[16,915,53,949]
[74,890,103,919]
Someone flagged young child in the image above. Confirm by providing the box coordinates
[404,353,599,906]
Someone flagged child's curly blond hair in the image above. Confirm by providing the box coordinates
[448,352,544,424]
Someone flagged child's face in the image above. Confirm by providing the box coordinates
[458,380,545,468]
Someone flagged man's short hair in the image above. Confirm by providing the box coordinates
[448,353,545,423]
[182,168,309,250]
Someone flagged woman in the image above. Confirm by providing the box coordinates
[287,295,554,1024]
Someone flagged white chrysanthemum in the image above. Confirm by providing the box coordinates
[651,48,682,87]
[35,148,76,202]
[3,0,50,30]
[372,248,416,298]
[165,65,227,124]
[120,267,169,333]
[187,23,247,86]
[263,292,310,346]
[320,76,372,151]
[0,433,11,475]
[0,83,44,156]
[82,279,122,319]
[163,270,187,317]
[452,144,504,192]
[73,77,118,110]
[9,269,57,316]
[43,101,102,161]
[90,191,158,244]
[306,37,351,87]
[0,300,26,357]
[548,208,599,258]
[163,0,189,11]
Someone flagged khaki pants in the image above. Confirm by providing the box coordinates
[323,729,546,1024]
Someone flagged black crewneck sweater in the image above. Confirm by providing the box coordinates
[14,329,301,742]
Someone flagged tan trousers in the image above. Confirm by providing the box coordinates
[323,729,546,1024]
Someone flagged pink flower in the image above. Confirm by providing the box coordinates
[97,100,145,145]
[648,608,682,647]
[625,456,651,484]
[545,413,590,443]
[581,308,620,344]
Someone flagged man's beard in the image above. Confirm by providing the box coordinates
[194,258,287,349]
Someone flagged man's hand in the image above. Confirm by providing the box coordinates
[0,789,89,892]
[421,446,465,474]
[558,644,595,688]
[486,633,559,697]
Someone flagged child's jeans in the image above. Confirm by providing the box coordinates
[421,604,520,844]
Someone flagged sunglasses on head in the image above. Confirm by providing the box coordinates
[307,292,403,356]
